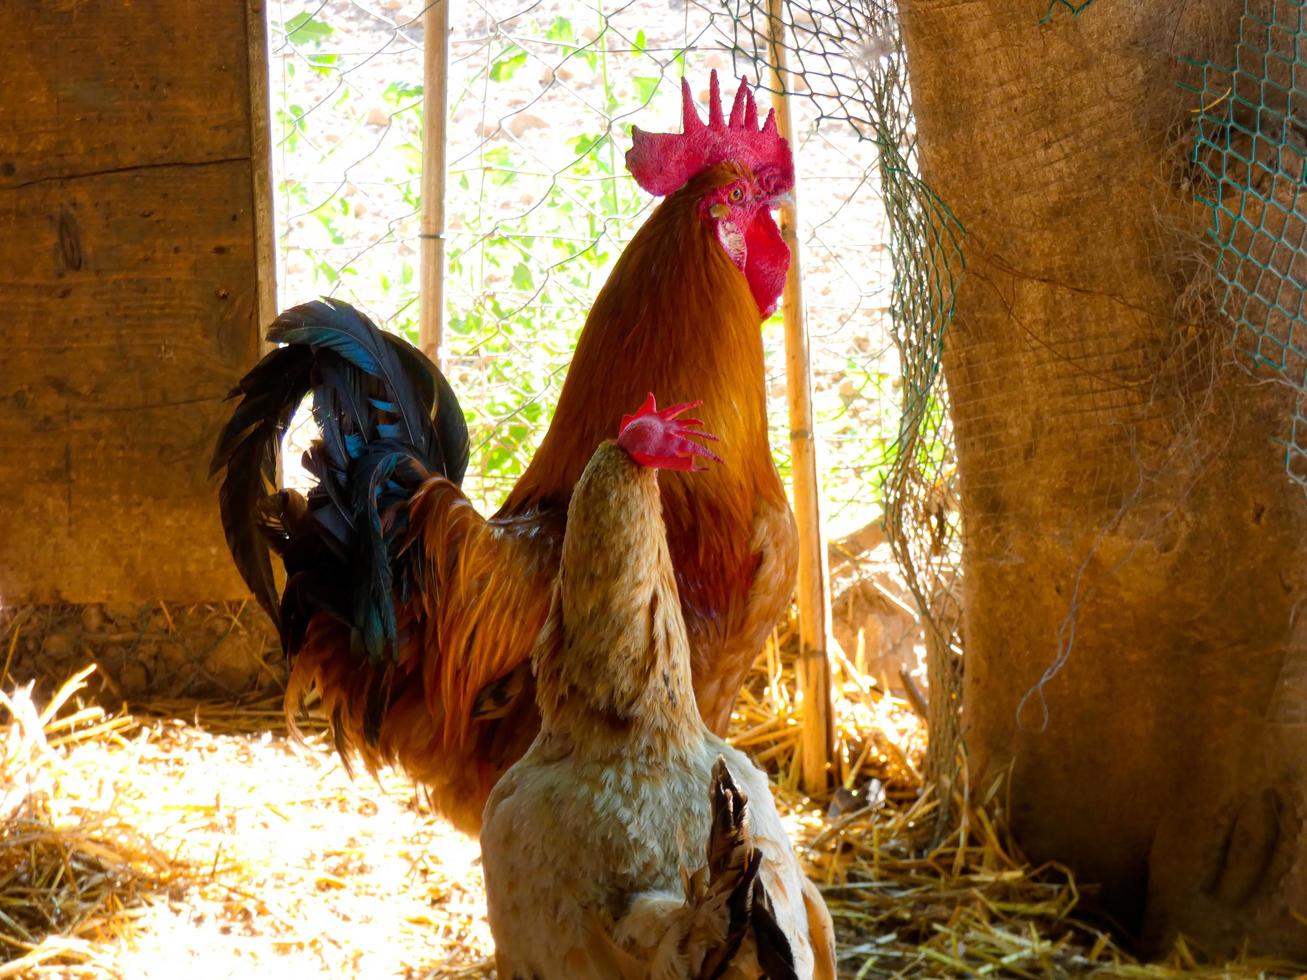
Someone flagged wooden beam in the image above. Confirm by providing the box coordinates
[0,0,262,602]
[765,0,833,797]
[419,0,451,365]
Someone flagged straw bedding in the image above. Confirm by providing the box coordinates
[0,616,1298,978]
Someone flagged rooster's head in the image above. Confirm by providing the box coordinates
[625,71,794,317]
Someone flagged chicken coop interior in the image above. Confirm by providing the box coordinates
[2,0,1305,976]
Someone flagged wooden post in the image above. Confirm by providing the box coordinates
[247,0,277,351]
[419,0,451,365]
[1,0,269,602]
[765,0,833,797]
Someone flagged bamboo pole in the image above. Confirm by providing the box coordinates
[765,0,833,796]
[419,0,451,366]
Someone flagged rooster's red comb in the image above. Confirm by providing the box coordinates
[625,70,794,197]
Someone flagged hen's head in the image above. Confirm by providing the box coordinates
[625,71,794,317]
[617,393,721,472]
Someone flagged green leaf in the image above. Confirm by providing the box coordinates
[489,50,527,82]
[449,310,481,337]
[484,445,513,471]
[546,17,574,42]
[383,80,425,103]
[314,259,339,284]
[511,263,534,290]
[284,13,333,46]
[633,76,658,103]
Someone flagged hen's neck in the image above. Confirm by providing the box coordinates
[499,177,776,516]
[531,442,704,756]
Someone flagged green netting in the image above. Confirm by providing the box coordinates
[875,139,966,812]
[1184,0,1307,489]
[721,0,967,794]
[1039,0,1097,25]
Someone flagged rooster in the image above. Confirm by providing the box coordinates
[212,72,798,832]
[481,397,835,979]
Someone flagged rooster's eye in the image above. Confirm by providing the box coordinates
[728,187,744,203]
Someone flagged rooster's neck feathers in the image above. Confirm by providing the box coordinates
[501,162,780,521]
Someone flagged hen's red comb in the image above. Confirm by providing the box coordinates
[618,393,722,472]
[625,71,794,197]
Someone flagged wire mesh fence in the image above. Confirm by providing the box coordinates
[1185,0,1306,491]
[266,0,963,750]
[716,0,964,785]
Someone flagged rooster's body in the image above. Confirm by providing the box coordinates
[481,412,834,979]
[214,74,798,832]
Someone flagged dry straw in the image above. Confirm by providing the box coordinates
[0,667,170,977]
[0,620,1301,977]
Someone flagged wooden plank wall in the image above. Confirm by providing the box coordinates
[0,0,272,602]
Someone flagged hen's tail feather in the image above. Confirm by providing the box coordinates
[749,879,798,980]
[696,757,798,980]
[212,298,468,665]
[706,757,751,879]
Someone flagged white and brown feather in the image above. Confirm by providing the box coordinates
[480,442,834,979]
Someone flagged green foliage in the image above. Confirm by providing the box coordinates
[488,49,528,82]
[284,12,333,45]
[271,7,429,351]
[434,23,658,505]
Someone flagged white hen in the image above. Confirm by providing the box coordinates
[480,398,836,979]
